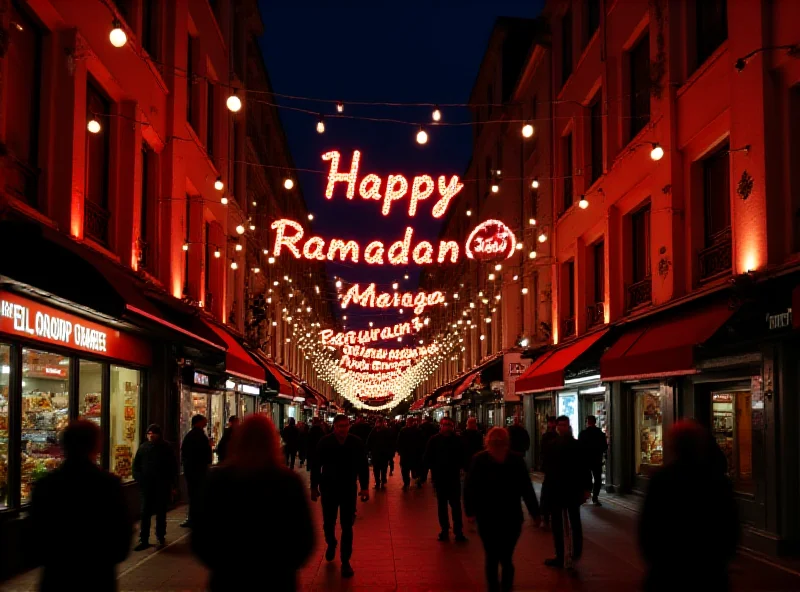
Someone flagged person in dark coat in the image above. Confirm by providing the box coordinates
[366,417,395,488]
[639,420,739,592]
[348,416,372,445]
[30,419,132,592]
[506,416,531,457]
[578,415,608,506]
[418,416,439,485]
[215,416,239,465]
[192,414,314,591]
[423,416,466,541]
[306,417,326,473]
[297,421,309,467]
[462,417,485,468]
[544,415,591,568]
[181,414,212,528]
[386,419,399,476]
[539,416,559,527]
[133,423,178,550]
[281,417,300,469]
[465,427,541,592]
[311,414,370,578]
[396,416,423,490]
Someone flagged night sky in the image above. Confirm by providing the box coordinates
[258,0,544,331]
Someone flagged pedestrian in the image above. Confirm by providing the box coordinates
[311,414,370,578]
[465,427,541,592]
[192,414,314,591]
[386,419,399,476]
[215,416,239,464]
[306,416,326,473]
[578,415,607,506]
[349,415,372,444]
[418,415,439,485]
[297,421,309,468]
[133,424,178,550]
[181,414,212,528]
[539,415,559,528]
[544,415,591,568]
[281,417,299,469]
[366,417,395,489]
[396,416,422,491]
[506,415,531,457]
[639,420,738,592]
[423,416,466,542]
[30,419,132,591]
[462,417,484,468]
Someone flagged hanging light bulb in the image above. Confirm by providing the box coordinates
[284,178,294,190]
[516,242,523,251]
[235,244,243,252]
[521,287,529,295]
[109,19,127,48]
[214,177,224,191]
[488,273,496,281]
[316,115,325,134]
[335,280,342,288]
[87,119,101,134]
[650,143,664,161]
[466,209,472,217]
[231,261,238,270]
[404,274,409,280]
[253,267,260,274]
[249,224,256,231]
[531,177,540,189]
[494,263,502,271]
[252,200,258,207]
[235,224,245,235]
[491,183,499,193]
[182,243,189,251]
[538,232,547,243]
[529,218,536,226]
[522,122,534,138]
[336,101,344,113]
[529,250,538,260]
[432,106,442,122]
[221,196,228,205]
[416,127,428,145]
[308,213,314,221]
[579,196,589,209]
[369,322,374,327]
[226,90,242,113]
[214,249,221,258]
[268,257,275,264]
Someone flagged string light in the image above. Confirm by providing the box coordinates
[109,19,127,48]
[253,268,260,274]
[308,213,314,221]
[214,249,221,258]
[316,115,325,134]
[416,127,428,145]
[529,250,537,259]
[235,224,245,235]
[522,123,534,138]
[494,263,502,271]
[488,273,496,281]
[516,243,523,250]
[531,178,540,189]
[432,106,442,122]
[235,244,243,252]
[284,178,294,190]
[538,232,547,243]
[650,143,664,161]
[466,209,472,217]
[521,287,529,294]
[182,243,189,251]
[249,224,256,231]
[336,101,344,113]
[335,280,342,288]
[491,183,499,193]
[513,274,519,281]
[231,261,238,270]
[392,282,399,290]
[226,90,242,113]
[221,197,229,205]
[268,256,275,264]
[214,177,224,191]
[529,218,536,226]
[579,196,589,209]
[87,119,101,134]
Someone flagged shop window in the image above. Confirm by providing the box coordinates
[586,0,600,43]
[557,392,578,435]
[696,0,727,69]
[85,80,112,244]
[561,9,573,87]
[225,391,236,422]
[141,0,160,59]
[635,389,665,477]
[712,390,753,493]
[210,393,224,460]
[187,34,198,130]
[0,344,9,509]
[629,33,651,141]
[562,133,574,212]
[111,366,140,481]
[21,349,70,504]
[590,95,603,185]
[78,360,103,464]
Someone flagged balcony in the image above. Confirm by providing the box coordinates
[587,302,605,327]
[561,317,576,339]
[84,200,111,245]
[699,226,732,281]
[627,276,652,311]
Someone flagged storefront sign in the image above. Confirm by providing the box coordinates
[503,352,531,400]
[194,372,210,386]
[0,291,150,366]
[767,308,792,330]
[239,384,260,396]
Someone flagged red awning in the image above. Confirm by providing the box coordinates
[600,302,735,381]
[198,319,266,383]
[453,372,480,400]
[409,399,425,411]
[264,361,294,397]
[516,329,608,394]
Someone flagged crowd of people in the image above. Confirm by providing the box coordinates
[26,410,739,592]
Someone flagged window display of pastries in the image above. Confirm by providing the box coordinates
[114,445,132,478]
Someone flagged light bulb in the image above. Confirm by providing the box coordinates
[231,261,238,270]
[650,143,664,161]
[308,213,314,221]
[214,177,224,191]
[392,282,399,290]
[480,335,485,341]
[491,184,499,193]
[579,197,589,209]
[109,19,127,48]
[432,106,442,122]
[221,196,228,205]
[214,249,221,258]
[235,224,245,235]
[336,101,344,113]
[253,268,260,274]
[531,178,540,189]
[466,209,472,217]
[488,273,495,281]
[235,244,243,252]
[516,242,523,251]
[494,263,502,271]
[404,274,409,280]
[530,250,537,259]
[249,224,256,231]
[268,257,275,264]
[399,309,404,314]
[522,123,534,138]
[226,91,242,112]
[335,280,342,288]
[182,243,189,251]
[529,218,536,226]
[522,287,529,295]
[252,201,257,207]
[316,116,325,134]
[538,232,547,243]
[369,322,374,327]
[496,170,502,176]
[87,119,101,134]
[416,127,428,145]
[284,178,294,190]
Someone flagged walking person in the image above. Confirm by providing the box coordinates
[396,416,422,491]
[281,417,299,469]
[544,415,591,569]
[30,419,132,591]
[133,424,178,550]
[215,416,239,464]
[506,416,531,457]
[181,414,212,528]
[192,414,314,591]
[639,420,739,592]
[386,419,399,476]
[539,416,559,528]
[465,427,541,592]
[366,417,394,489]
[306,416,326,473]
[423,416,466,541]
[311,414,370,578]
[297,421,309,468]
[578,415,607,506]
[418,416,439,485]
[462,417,484,467]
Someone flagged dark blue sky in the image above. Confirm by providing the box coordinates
[258,1,543,329]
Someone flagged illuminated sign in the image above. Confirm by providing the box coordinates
[340,283,445,315]
[321,317,424,347]
[341,344,439,360]
[194,372,210,386]
[339,356,413,372]
[465,220,517,262]
[0,291,150,366]
[239,384,261,395]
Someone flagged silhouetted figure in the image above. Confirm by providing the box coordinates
[418,416,439,485]
[539,416,559,527]
[297,421,309,467]
[281,417,299,469]
[366,417,395,488]
[192,415,314,591]
[386,419,399,476]
[578,415,607,506]
[181,414,212,528]
[465,427,540,592]
[639,420,739,592]
[348,416,372,445]
[133,424,178,550]
[306,417,326,473]
[215,416,239,464]
[506,416,531,456]
[397,416,423,490]
[311,414,370,578]
[462,417,485,468]
[423,416,466,541]
[31,419,132,591]
[544,415,591,568]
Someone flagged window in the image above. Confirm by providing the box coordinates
[206,81,215,158]
[629,33,651,140]
[590,96,603,184]
[0,344,9,509]
[566,261,575,319]
[187,34,198,129]
[593,241,605,303]
[21,349,70,504]
[703,141,731,245]
[78,361,103,463]
[696,0,727,68]
[712,389,754,493]
[632,205,651,282]
[85,81,111,244]
[563,133,574,211]
[140,144,155,270]
[110,366,140,481]
[636,389,665,476]
[6,1,42,206]
[141,0,159,59]
[204,221,211,302]
[792,86,800,252]
[586,0,600,42]
[562,9,573,86]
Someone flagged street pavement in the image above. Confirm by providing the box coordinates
[3,459,800,591]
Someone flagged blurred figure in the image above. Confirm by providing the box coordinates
[465,427,540,592]
[397,416,423,491]
[545,415,591,568]
[462,417,484,468]
[366,417,394,489]
[133,424,178,550]
[578,415,607,506]
[192,415,314,591]
[281,417,299,469]
[639,420,738,592]
[539,416,558,527]
[181,414,212,528]
[306,416,326,473]
[506,416,531,457]
[418,416,439,486]
[311,415,370,578]
[31,419,132,591]
[297,421,309,468]
[349,415,372,445]
[386,419,399,476]
[215,416,239,464]
[424,416,466,541]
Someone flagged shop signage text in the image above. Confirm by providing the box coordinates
[767,308,792,331]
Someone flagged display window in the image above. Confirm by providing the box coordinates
[712,389,754,493]
[240,394,257,418]
[534,397,554,471]
[210,393,224,459]
[110,366,140,481]
[79,359,103,430]
[557,392,579,436]
[635,389,665,477]
[1,344,10,509]
[225,392,236,422]
[21,348,70,504]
